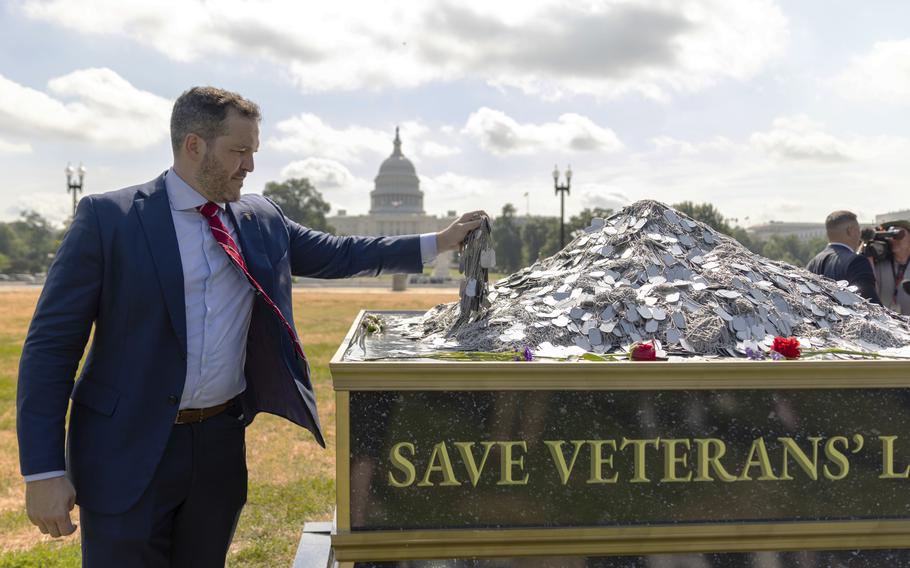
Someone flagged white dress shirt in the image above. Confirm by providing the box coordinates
[167,169,255,410]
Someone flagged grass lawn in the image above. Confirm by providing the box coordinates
[0,287,456,567]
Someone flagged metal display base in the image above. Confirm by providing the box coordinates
[293,521,334,568]
[321,311,910,566]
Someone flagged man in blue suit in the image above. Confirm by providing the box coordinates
[806,210,881,305]
[18,86,482,566]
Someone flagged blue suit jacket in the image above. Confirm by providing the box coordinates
[806,244,881,305]
[17,172,422,514]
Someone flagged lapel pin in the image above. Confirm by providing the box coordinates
[242,212,252,221]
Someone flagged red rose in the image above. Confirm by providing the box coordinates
[631,341,657,361]
[772,336,801,359]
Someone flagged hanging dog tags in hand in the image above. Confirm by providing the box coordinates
[480,249,497,269]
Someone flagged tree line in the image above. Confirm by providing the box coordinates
[0,178,332,275]
[0,212,61,274]
[0,178,826,276]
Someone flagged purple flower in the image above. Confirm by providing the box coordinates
[513,346,534,361]
[770,350,784,361]
[523,346,534,361]
[745,347,765,361]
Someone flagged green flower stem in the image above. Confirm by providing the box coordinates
[800,348,910,360]
[425,351,626,362]
[428,351,526,361]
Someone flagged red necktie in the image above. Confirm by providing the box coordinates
[197,202,306,359]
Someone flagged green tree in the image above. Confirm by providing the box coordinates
[567,207,614,234]
[0,211,61,273]
[755,235,828,267]
[262,178,334,233]
[670,200,832,266]
[757,235,803,266]
[520,217,557,265]
[541,207,614,255]
[672,201,734,234]
[671,201,765,255]
[492,203,523,273]
[730,226,758,253]
[0,223,15,261]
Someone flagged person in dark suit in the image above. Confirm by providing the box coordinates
[17,86,483,567]
[806,210,881,304]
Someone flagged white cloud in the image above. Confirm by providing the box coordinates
[21,0,788,100]
[268,114,393,163]
[848,134,910,163]
[420,140,461,158]
[652,135,735,157]
[7,192,73,227]
[280,157,356,191]
[420,172,491,199]
[0,137,32,154]
[833,39,910,105]
[395,120,463,159]
[750,115,851,162]
[419,172,510,214]
[464,107,623,155]
[0,68,171,149]
[269,114,458,167]
[578,186,631,212]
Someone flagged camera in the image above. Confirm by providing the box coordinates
[863,223,910,300]
[859,226,902,261]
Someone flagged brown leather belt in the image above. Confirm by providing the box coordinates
[175,401,231,424]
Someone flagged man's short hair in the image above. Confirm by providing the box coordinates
[170,87,261,153]
[825,210,858,232]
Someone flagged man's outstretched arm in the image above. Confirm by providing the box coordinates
[278,204,486,278]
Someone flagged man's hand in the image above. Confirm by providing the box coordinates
[26,476,77,538]
[436,210,488,253]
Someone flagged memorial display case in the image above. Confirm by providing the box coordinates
[328,310,910,567]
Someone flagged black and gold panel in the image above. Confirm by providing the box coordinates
[348,389,910,531]
[353,549,910,567]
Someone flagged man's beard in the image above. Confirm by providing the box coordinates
[196,151,240,203]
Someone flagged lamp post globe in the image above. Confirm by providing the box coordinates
[65,162,86,219]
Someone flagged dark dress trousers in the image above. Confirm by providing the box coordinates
[806,244,881,305]
[17,172,422,564]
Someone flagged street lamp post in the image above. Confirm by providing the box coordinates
[553,164,572,248]
[65,162,86,218]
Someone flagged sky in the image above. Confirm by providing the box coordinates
[0,0,908,228]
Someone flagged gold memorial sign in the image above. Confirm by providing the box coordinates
[387,434,910,488]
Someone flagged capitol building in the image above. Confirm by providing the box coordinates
[328,128,456,277]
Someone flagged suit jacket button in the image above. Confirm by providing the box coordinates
[168,395,179,405]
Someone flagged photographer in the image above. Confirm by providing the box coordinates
[806,210,881,305]
[872,220,910,315]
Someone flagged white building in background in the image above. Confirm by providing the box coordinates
[746,210,910,241]
[328,128,456,279]
[746,221,826,241]
[876,209,910,225]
